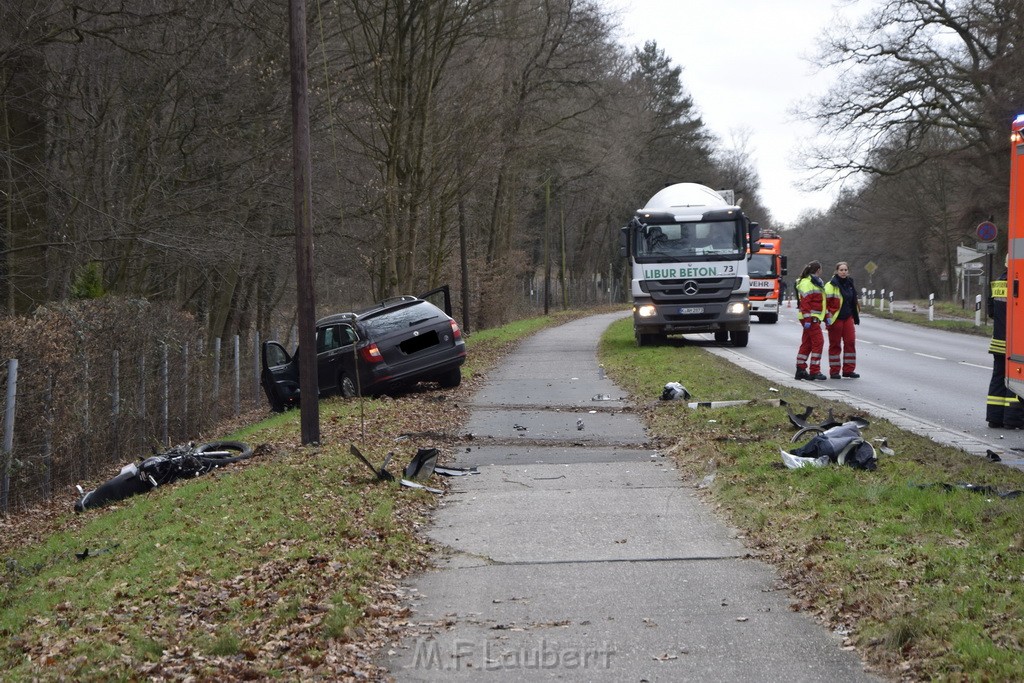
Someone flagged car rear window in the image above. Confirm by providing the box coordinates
[361,301,445,336]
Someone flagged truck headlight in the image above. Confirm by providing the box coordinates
[636,304,657,318]
[727,302,748,315]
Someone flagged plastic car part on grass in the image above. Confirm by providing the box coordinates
[403,447,479,479]
[349,444,477,494]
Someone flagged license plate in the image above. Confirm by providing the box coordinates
[678,306,703,315]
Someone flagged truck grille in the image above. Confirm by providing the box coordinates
[647,277,739,302]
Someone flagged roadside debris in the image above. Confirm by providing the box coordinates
[75,545,120,561]
[661,382,691,401]
[350,444,478,494]
[875,438,896,456]
[75,441,256,511]
[688,398,782,409]
[912,482,1022,499]
[781,419,878,470]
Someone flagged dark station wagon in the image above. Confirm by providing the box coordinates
[260,286,466,411]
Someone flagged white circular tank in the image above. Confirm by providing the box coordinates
[642,183,729,211]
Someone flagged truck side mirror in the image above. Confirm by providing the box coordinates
[619,226,628,257]
[781,255,788,276]
[748,221,761,253]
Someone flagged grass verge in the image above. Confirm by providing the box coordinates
[599,316,1024,681]
[0,308,599,681]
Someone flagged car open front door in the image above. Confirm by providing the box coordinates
[261,341,299,412]
[417,285,453,317]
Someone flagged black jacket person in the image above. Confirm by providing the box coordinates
[987,270,1024,429]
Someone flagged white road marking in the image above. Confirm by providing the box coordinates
[914,352,945,360]
[960,362,990,370]
[880,344,905,351]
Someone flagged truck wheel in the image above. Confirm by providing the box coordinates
[730,331,749,347]
[636,332,660,347]
[714,331,729,343]
[760,313,778,324]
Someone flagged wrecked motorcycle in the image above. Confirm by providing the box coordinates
[75,441,254,512]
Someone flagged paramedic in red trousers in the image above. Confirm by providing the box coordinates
[987,262,1024,429]
[795,261,827,380]
[824,261,861,379]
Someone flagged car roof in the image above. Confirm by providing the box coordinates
[314,295,432,328]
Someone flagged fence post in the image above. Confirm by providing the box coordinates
[253,331,261,403]
[112,350,120,420]
[82,355,91,432]
[161,344,169,447]
[213,337,221,421]
[2,359,19,515]
[233,334,240,416]
[137,352,145,426]
[888,291,894,312]
[975,294,982,326]
[929,293,934,321]
[43,375,53,500]
[182,342,190,437]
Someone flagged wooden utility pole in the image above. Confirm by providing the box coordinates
[289,0,319,444]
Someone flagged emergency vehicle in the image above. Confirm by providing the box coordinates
[747,229,786,324]
[1005,114,1024,398]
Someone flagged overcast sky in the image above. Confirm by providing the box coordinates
[607,0,869,225]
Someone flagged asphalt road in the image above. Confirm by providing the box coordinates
[388,311,881,682]
[693,304,1024,470]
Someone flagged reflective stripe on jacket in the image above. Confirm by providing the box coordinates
[824,281,842,324]
[796,275,826,322]
[990,277,1008,354]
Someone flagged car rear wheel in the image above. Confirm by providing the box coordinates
[438,368,462,388]
[339,372,358,398]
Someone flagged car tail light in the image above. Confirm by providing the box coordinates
[360,343,383,363]
[450,320,462,339]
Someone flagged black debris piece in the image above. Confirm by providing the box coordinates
[912,482,1022,499]
[404,448,439,481]
[783,402,815,429]
[987,449,1002,463]
[75,545,120,561]
[349,444,395,481]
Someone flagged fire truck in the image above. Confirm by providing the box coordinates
[747,229,786,324]
[1005,114,1024,398]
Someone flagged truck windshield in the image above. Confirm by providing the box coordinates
[748,254,777,277]
[634,220,743,261]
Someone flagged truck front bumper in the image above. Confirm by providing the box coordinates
[633,298,750,335]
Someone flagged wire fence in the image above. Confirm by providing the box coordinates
[0,299,268,516]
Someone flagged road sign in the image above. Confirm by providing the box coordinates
[977,221,997,241]
[864,261,877,276]
[962,262,984,272]
[957,245,983,264]
[976,241,997,253]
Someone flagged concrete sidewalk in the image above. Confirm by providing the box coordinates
[388,312,881,681]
